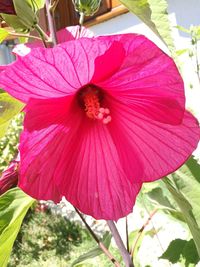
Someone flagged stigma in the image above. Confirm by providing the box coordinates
[78,85,112,124]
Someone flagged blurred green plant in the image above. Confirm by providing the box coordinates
[8,207,121,267]
[0,113,23,173]
[176,25,200,84]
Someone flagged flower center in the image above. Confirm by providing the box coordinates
[78,85,111,124]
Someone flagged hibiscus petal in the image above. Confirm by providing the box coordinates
[19,98,84,202]
[23,96,74,131]
[96,34,185,125]
[0,37,119,103]
[108,97,200,182]
[60,122,142,220]
[0,65,6,72]
[19,98,142,220]
[91,41,125,83]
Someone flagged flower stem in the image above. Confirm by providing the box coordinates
[34,24,49,47]
[45,0,58,46]
[74,208,121,267]
[107,220,134,267]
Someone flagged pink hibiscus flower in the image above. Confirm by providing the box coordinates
[0,28,199,220]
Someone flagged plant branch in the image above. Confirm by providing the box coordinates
[8,32,42,41]
[107,220,134,267]
[130,208,158,258]
[45,0,58,46]
[74,208,121,267]
[34,24,49,47]
[125,217,129,252]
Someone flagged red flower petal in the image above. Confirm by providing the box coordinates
[91,41,125,83]
[0,37,121,103]
[97,34,185,125]
[19,98,142,220]
[108,96,200,182]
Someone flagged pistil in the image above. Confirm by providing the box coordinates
[78,85,112,124]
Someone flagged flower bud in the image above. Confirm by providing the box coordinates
[0,0,16,15]
[0,159,19,196]
[72,0,101,16]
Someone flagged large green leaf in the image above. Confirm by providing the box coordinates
[119,0,176,54]
[163,157,200,256]
[0,188,35,267]
[146,186,185,222]
[0,93,23,138]
[0,0,45,33]
[0,14,25,33]
[71,231,112,266]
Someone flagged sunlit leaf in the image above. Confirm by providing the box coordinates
[0,188,35,267]
[0,14,29,33]
[0,28,9,43]
[176,25,190,34]
[164,157,200,256]
[0,121,9,139]
[0,0,45,33]
[0,93,23,138]
[0,93,23,125]
[28,0,45,10]
[176,49,189,56]
[119,0,176,54]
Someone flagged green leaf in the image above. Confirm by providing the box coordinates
[0,28,9,43]
[0,0,45,33]
[71,231,112,266]
[0,121,9,139]
[29,0,45,10]
[13,0,38,29]
[0,188,35,267]
[0,93,23,125]
[0,93,23,138]
[176,49,189,56]
[0,14,29,33]
[164,157,200,256]
[160,239,199,265]
[176,25,190,34]
[119,0,176,54]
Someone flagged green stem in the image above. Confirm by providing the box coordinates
[34,24,49,47]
